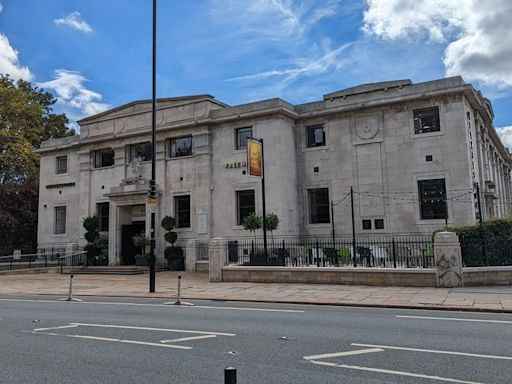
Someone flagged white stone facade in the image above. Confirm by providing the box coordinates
[36,77,512,266]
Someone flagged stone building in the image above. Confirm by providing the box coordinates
[37,76,512,266]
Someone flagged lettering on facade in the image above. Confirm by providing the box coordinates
[225,161,247,169]
[46,182,76,189]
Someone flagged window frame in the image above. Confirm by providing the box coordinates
[362,219,372,230]
[308,188,330,224]
[306,124,326,148]
[374,219,384,230]
[174,195,191,228]
[96,202,109,232]
[169,136,193,158]
[418,178,447,220]
[413,106,441,135]
[236,190,255,225]
[56,155,68,174]
[54,206,66,234]
[94,148,115,168]
[235,127,253,150]
[128,142,152,162]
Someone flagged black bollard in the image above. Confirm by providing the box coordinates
[224,367,237,384]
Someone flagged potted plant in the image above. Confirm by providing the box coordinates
[83,215,108,266]
[161,216,184,270]
[133,232,150,266]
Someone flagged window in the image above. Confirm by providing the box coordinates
[374,219,384,229]
[236,190,255,225]
[175,195,191,228]
[308,188,330,224]
[362,219,372,230]
[94,148,114,168]
[236,127,252,150]
[169,136,193,158]
[418,179,447,220]
[54,206,66,234]
[128,142,152,162]
[56,156,67,174]
[97,202,109,232]
[306,124,325,147]
[413,107,440,134]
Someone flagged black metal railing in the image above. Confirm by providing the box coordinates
[197,242,210,261]
[0,252,60,271]
[460,236,512,267]
[59,251,88,273]
[226,236,434,268]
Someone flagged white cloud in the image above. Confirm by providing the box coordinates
[211,0,340,39]
[54,11,92,33]
[37,70,109,119]
[363,0,512,88]
[497,126,512,151]
[0,34,33,81]
[0,3,3,13]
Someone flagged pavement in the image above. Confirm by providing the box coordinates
[2,270,512,312]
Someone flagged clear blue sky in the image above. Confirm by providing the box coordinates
[1,0,511,147]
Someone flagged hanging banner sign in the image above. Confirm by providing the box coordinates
[247,139,263,177]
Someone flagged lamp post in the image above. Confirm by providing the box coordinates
[148,0,157,293]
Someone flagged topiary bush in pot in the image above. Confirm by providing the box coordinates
[132,232,150,266]
[161,216,184,270]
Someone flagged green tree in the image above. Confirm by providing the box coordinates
[265,212,279,244]
[242,212,262,241]
[0,75,75,255]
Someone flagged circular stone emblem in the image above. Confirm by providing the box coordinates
[356,116,379,140]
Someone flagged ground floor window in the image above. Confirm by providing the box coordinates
[97,202,109,232]
[175,195,191,228]
[308,188,330,224]
[236,190,255,225]
[418,178,447,219]
[54,206,66,234]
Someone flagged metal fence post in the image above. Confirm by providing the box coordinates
[224,367,237,384]
[316,240,320,267]
[392,238,397,268]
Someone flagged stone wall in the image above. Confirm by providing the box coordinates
[463,267,512,286]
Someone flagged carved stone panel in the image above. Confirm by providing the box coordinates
[434,232,464,287]
[353,114,383,145]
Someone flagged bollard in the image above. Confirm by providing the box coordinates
[224,367,236,384]
[58,274,82,302]
[163,275,194,306]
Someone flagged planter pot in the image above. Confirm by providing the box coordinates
[135,255,149,266]
[166,257,184,271]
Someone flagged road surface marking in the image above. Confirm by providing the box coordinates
[309,360,482,384]
[351,343,512,361]
[396,315,512,324]
[33,324,78,332]
[0,298,304,313]
[304,348,384,360]
[160,335,217,344]
[66,334,191,350]
[69,323,236,336]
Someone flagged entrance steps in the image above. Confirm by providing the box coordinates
[62,266,157,275]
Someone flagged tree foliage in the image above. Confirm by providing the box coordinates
[0,75,75,255]
[243,212,262,240]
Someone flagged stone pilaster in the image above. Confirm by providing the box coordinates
[185,239,199,272]
[434,231,464,287]
[209,238,228,282]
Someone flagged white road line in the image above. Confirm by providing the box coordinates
[33,324,78,332]
[309,360,483,384]
[303,348,384,361]
[397,315,512,324]
[0,298,304,313]
[351,343,512,361]
[70,323,236,336]
[66,334,191,350]
[160,335,217,344]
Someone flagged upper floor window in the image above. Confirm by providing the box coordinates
[169,136,193,158]
[128,142,152,162]
[236,190,255,225]
[54,206,66,234]
[308,188,330,224]
[94,148,114,168]
[96,202,109,232]
[306,124,325,147]
[236,127,252,150]
[413,107,440,134]
[418,178,447,220]
[56,155,68,174]
[175,195,191,228]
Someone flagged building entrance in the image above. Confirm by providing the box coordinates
[121,221,145,265]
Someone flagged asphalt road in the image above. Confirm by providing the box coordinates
[1,296,512,384]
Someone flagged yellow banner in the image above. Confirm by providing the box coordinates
[247,139,263,177]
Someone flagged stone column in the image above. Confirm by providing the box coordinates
[434,231,464,287]
[186,239,199,272]
[209,238,228,282]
